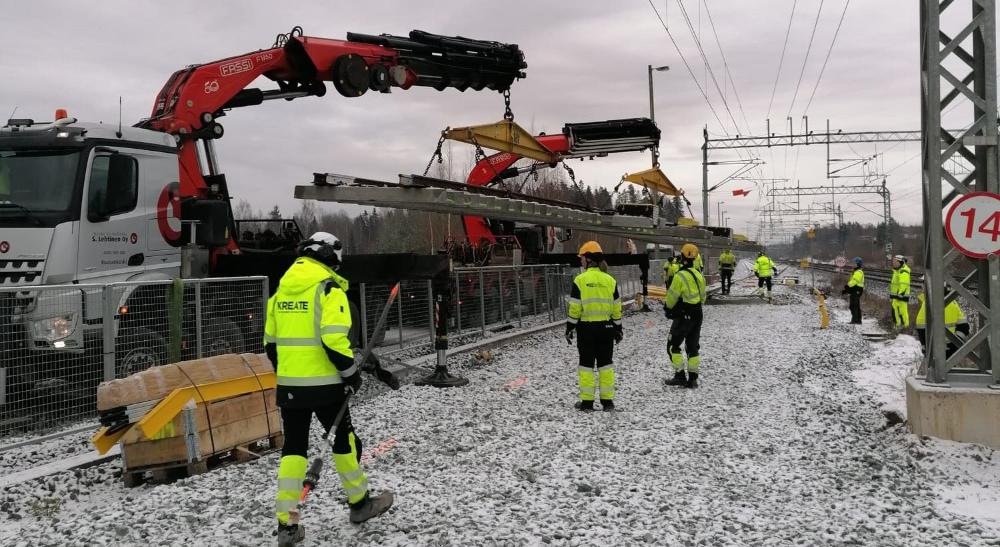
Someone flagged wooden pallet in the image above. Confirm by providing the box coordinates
[122,432,283,487]
[119,388,282,487]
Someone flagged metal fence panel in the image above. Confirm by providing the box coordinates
[1,277,267,439]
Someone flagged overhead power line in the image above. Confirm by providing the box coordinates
[674,0,743,135]
[702,0,753,134]
[645,0,730,134]
[803,0,851,116]
[786,0,826,119]
[767,0,798,120]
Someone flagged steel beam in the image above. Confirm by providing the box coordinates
[295,178,759,252]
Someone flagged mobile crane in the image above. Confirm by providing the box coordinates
[0,27,526,402]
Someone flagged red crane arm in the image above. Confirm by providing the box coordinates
[135,27,525,254]
[461,118,661,246]
[463,134,568,245]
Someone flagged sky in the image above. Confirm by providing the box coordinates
[0,1,969,242]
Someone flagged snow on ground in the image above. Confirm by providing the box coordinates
[851,335,922,419]
[2,282,1000,546]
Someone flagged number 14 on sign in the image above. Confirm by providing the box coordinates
[946,192,1000,258]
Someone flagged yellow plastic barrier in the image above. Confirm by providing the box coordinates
[815,289,830,329]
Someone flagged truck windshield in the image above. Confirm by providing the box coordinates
[0,149,81,227]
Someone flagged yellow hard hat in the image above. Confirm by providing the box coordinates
[681,243,699,259]
[578,240,603,256]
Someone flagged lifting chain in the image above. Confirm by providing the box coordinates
[561,160,593,210]
[502,89,514,121]
[652,145,661,168]
[421,132,447,177]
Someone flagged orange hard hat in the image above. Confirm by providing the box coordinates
[578,241,603,256]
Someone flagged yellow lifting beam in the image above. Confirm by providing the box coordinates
[622,167,682,196]
[91,372,276,455]
[444,120,557,164]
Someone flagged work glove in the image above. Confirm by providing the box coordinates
[613,324,624,344]
[565,323,575,345]
[343,371,362,396]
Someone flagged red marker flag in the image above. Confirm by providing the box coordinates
[731,188,752,197]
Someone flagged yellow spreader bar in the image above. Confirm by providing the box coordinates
[444,120,557,163]
[91,372,276,455]
[623,167,682,196]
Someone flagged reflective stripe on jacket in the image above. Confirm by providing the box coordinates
[719,251,736,269]
[664,267,706,308]
[754,256,774,277]
[890,264,911,297]
[567,267,622,325]
[264,257,355,387]
[848,268,865,289]
[915,292,968,330]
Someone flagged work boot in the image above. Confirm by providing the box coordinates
[664,370,687,386]
[600,399,615,412]
[685,372,699,389]
[574,400,595,412]
[276,523,304,547]
[349,491,394,524]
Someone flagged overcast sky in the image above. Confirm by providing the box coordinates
[2,1,970,242]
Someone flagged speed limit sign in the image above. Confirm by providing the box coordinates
[835,256,847,268]
[945,191,1000,258]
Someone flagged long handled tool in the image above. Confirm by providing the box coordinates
[287,282,402,525]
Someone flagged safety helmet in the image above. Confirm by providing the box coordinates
[758,250,765,256]
[298,231,343,267]
[578,240,603,257]
[893,255,906,263]
[681,243,699,259]
[853,256,863,266]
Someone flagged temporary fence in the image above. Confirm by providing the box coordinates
[1,262,648,441]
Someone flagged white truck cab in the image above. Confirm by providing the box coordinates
[1,115,251,399]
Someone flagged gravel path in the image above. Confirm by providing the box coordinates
[1,282,997,546]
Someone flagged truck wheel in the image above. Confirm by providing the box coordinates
[116,328,167,378]
[203,318,245,356]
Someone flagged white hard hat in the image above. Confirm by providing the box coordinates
[299,231,343,265]
[893,255,906,262]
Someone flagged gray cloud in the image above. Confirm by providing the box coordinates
[2,1,944,241]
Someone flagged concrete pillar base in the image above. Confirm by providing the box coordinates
[906,375,1000,449]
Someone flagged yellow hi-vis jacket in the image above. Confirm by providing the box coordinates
[890,264,911,300]
[719,251,736,270]
[567,267,622,325]
[694,253,704,272]
[754,255,775,277]
[264,257,355,389]
[665,267,707,308]
[915,293,968,331]
[664,258,681,285]
[848,268,865,289]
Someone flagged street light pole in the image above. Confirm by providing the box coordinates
[647,64,669,167]
[717,201,725,226]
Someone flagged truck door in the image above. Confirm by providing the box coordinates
[77,149,147,282]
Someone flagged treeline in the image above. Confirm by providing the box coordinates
[769,222,924,264]
[234,153,686,256]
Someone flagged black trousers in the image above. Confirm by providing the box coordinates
[757,276,773,291]
[280,395,360,458]
[720,269,734,293]
[577,321,615,368]
[849,292,862,323]
[668,305,703,358]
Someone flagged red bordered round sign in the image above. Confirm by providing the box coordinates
[945,191,1000,259]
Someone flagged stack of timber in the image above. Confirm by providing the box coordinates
[95,353,281,486]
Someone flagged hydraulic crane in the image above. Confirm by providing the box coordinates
[136,26,527,256]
